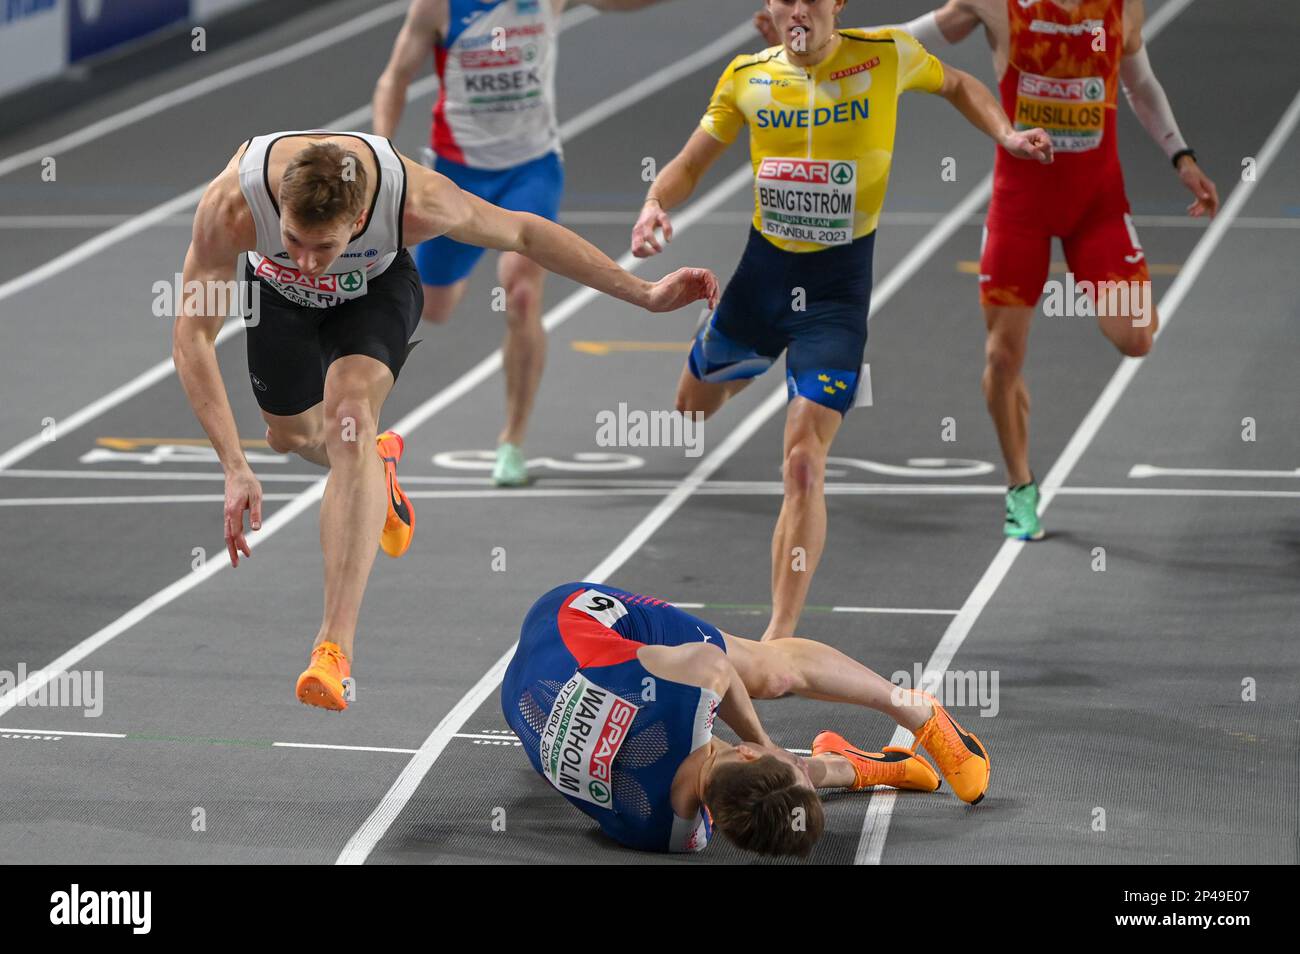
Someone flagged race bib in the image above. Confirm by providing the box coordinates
[251,254,368,308]
[1014,72,1106,153]
[756,157,856,247]
[568,589,628,628]
[539,672,639,809]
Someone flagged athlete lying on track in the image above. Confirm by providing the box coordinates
[503,582,990,856]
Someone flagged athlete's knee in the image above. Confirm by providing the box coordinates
[503,276,543,324]
[323,396,378,455]
[420,294,454,325]
[265,423,321,456]
[1118,330,1153,358]
[1115,314,1156,357]
[985,334,1026,379]
[675,382,719,420]
[749,650,800,699]
[783,440,827,498]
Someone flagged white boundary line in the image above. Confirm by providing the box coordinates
[0,16,755,471]
[855,79,1300,867]
[0,165,751,719]
[0,1,411,179]
[334,170,998,864]
[9,484,1300,506]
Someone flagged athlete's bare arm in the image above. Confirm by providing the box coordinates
[400,154,719,310]
[173,148,261,568]
[937,63,1053,163]
[1120,0,1219,216]
[372,0,447,139]
[637,642,774,748]
[631,128,729,256]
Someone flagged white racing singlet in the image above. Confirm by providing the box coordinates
[432,0,561,170]
[238,131,407,309]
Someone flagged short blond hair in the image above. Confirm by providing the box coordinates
[279,141,367,227]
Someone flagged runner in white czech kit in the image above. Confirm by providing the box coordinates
[173,130,717,711]
[372,0,683,487]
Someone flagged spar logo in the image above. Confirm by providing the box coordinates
[1019,73,1103,101]
[588,696,636,802]
[462,48,524,68]
[758,158,829,184]
[254,258,337,291]
[829,162,853,185]
[338,271,363,293]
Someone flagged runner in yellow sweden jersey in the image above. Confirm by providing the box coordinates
[631,0,1052,641]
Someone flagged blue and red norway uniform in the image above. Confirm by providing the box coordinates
[502,582,725,853]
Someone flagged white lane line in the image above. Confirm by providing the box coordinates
[832,606,960,616]
[10,483,1300,507]
[0,493,303,507]
[273,742,420,755]
[0,2,410,179]
[1129,464,1300,479]
[558,20,755,141]
[856,78,1300,867]
[0,17,753,471]
[0,165,751,721]
[335,171,998,865]
[0,728,126,739]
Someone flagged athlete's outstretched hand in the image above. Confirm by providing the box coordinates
[631,200,674,258]
[1177,158,1219,218]
[1002,127,1054,164]
[753,7,781,47]
[224,466,263,567]
[643,267,720,313]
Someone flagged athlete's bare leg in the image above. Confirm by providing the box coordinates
[982,303,1036,486]
[721,632,934,733]
[1096,299,1158,357]
[263,406,329,467]
[673,360,751,420]
[420,277,470,325]
[762,397,841,642]
[313,354,395,659]
[497,251,547,447]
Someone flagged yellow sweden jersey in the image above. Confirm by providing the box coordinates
[700,28,944,252]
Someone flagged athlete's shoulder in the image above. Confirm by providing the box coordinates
[720,46,784,78]
[193,146,255,255]
[840,26,903,44]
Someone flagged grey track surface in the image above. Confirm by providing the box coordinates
[0,0,1297,865]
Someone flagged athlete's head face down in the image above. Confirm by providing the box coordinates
[278,141,370,279]
[766,0,845,56]
[702,741,825,857]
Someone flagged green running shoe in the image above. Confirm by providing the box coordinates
[492,442,530,487]
[1003,480,1045,540]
